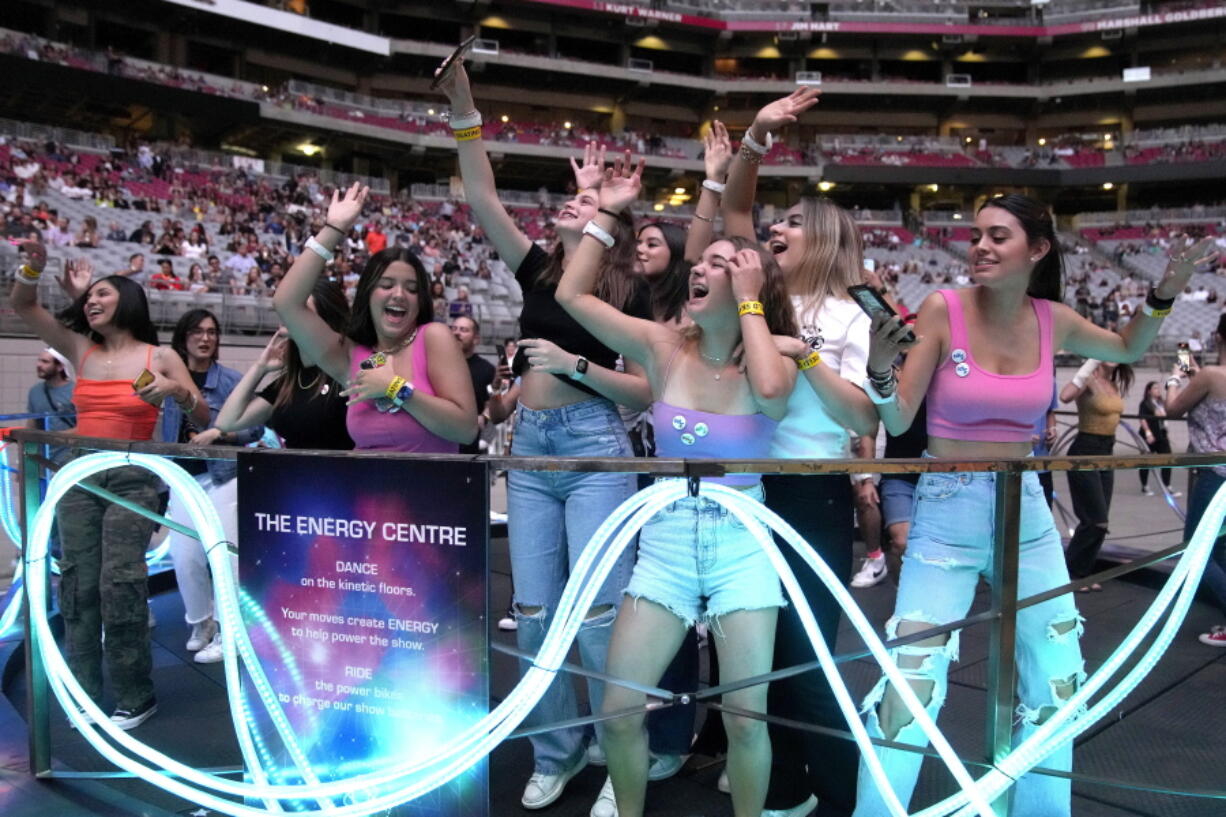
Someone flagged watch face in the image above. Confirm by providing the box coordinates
[576,358,589,374]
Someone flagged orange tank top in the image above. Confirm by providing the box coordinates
[72,345,160,441]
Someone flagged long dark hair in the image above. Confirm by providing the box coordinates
[61,275,159,346]
[171,309,219,367]
[346,247,432,347]
[1104,362,1134,396]
[977,194,1063,302]
[539,211,639,311]
[637,221,690,323]
[1139,380,1161,417]
[276,277,350,410]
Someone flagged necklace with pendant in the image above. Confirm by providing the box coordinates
[699,348,726,381]
[378,327,418,358]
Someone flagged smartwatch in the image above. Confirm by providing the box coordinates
[570,356,589,381]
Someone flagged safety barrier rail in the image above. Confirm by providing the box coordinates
[7,429,1226,816]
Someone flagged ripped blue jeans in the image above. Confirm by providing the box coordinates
[854,466,1085,817]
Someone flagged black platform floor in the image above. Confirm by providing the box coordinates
[2,536,1225,817]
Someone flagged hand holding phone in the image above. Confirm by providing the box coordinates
[431,36,477,90]
[132,368,156,392]
[1177,342,1192,373]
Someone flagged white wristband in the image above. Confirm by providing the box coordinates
[702,179,726,195]
[582,220,615,248]
[448,110,482,130]
[1070,358,1099,390]
[741,129,772,155]
[305,236,334,263]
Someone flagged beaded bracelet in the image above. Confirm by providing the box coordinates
[737,300,765,317]
[797,350,822,370]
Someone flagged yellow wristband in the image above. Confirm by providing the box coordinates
[797,350,822,370]
[17,264,42,284]
[737,300,765,317]
[386,376,406,401]
[454,126,482,142]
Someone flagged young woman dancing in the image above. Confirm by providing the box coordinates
[11,244,208,729]
[853,195,1214,816]
[273,183,477,453]
[436,58,652,813]
[723,88,880,817]
[556,153,798,817]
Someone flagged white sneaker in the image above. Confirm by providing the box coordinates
[717,767,729,794]
[186,618,217,651]
[1171,490,1183,498]
[194,634,223,664]
[521,754,588,809]
[648,752,687,781]
[1142,488,1155,496]
[587,741,606,766]
[497,613,517,632]
[589,776,617,817]
[851,554,887,588]
[762,794,819,817]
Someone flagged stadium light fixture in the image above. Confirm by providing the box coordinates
[818,181,835,192]
[928,184,940,192]
[500,115,509,123]
[674,187,686,194]
[1102,182,1115,190]
[1038,137,1047,146]
[653,204,664,212]
[563,121,572,129]
[297,144,321,157]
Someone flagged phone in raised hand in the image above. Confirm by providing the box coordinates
[430,35,477,90]
[847,284,916,345]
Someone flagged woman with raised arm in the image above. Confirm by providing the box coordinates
[272,182,477,454]
[852,195,1214,816]
[10,244,208,731]
[722,88,880,817]
[556,153,798,817]
[1162,314,1226,647]
[215,278,354,452]
[435,59,653,813]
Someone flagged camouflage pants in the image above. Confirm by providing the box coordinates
[56,463,159,711]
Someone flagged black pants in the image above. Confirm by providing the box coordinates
[1139,431,1172,490]
[1065,432,1116,580]
[762,474,857,816]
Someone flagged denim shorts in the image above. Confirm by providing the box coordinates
[625,481,785,628]
[879,477,917,529]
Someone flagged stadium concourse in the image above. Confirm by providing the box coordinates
[3,0,1226,815]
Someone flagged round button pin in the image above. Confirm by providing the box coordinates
[672,415,687,431]
[680,433,696,446]
[955,362,970,377]
[694,422,709,437]
[951,348,967,364]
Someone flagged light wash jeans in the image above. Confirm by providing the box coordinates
[854,465,1085,817]
[507,398,637,774]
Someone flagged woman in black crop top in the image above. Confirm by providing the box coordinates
[853,195,1216,817]
[214,278,354,451]
[437,58,654,813]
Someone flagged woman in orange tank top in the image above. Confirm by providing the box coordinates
[11,240,208,730]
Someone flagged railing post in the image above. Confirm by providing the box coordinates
[21,439,51,777]
[986,467,1023,815]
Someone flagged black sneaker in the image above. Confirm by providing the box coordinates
[111,698,157,730]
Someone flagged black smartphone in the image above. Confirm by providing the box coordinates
[430,35,477,90]
[497,346,508,367]
[847,284,916,344]
[1177,342,1192,373]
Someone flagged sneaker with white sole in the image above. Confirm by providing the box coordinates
[850,554,887,588]
[1200,625,1226,647]
[186,618,217,651]
[589,776,617,817]
[497,613,517,632]
[111,698,157,730]
[648,752,687,781]
[587,741,606,766]
[717,767,729,794]
[194,635,223,664]
[762,794,819,817]
[521,754,588,809]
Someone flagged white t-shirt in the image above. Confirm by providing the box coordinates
[769,295,870,460]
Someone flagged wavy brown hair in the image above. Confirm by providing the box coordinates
[537,211,640,311]
[684,236,797,339]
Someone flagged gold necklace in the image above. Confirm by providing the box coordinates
[377,326,418,357]
[297,367,323,392]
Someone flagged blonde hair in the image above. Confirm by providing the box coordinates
[789,197,864,316]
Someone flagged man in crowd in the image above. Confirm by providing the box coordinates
[224,245,258,292]
[452,315,497,456]
[27,348,76,464]
[116,253,147,286]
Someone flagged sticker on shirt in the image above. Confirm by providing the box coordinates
[799,325,825,352]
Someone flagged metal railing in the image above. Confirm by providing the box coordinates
[9,428,1226,815]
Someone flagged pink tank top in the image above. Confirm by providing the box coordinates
[926,289,1054,444]
[346,333,456,453]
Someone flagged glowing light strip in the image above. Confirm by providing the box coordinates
[22,456,1226,817]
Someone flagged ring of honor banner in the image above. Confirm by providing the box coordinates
[237,451,489,816]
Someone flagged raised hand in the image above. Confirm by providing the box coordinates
[1155,236,1219,299]
[752,87,821,134]
[866,312,918,374]
[58,257,93,299]
[326,182,369,235]
[728,247,766,304]
[434,55,475,111]
[597,151,645,213]
[570,141,607,192]
[703,120,733,182]
[16,238,47,273]
[257,327,289,375]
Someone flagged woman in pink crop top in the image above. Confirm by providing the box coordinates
[851,195,1217,817]
[556,155,799,817]
[273,183,477,454]
[11,243,208,731]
